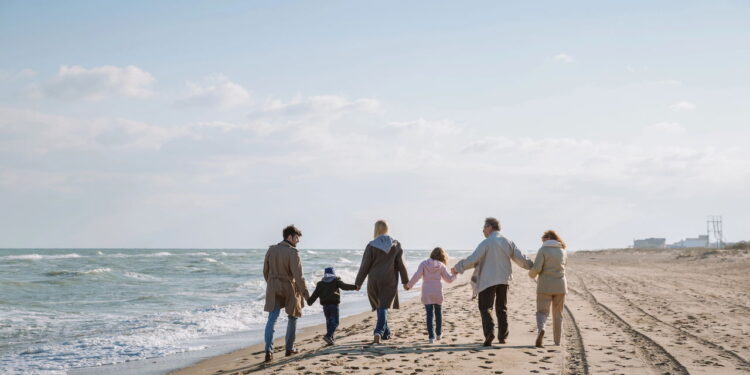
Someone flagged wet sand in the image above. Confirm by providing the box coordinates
[170,247,750,374]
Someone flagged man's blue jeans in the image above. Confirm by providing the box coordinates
[264,305,297,353]
[323,304,339,339]
[425,304,443,339]
[374,307,391,338]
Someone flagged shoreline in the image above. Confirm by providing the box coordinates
[167,299,387,375]
[69,293,402,375]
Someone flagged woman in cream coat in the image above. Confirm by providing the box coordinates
[528,230,568,348]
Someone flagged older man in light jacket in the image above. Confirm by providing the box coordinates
[452,217,533,346]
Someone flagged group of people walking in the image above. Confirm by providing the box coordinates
[262,217,568,363]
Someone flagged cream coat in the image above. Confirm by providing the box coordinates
[528,240,567,294]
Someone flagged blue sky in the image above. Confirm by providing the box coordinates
[1,1,749,250]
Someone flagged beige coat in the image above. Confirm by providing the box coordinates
[529,240,567,294]
[455,231,533,296]
[263,241,309,318]
[355,236,409,311]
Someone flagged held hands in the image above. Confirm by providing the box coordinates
[403,284,410,291]
[450,267,458,275]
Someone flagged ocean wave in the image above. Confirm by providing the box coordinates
[45,268,112,277]
[123,271,162,281]
[203,257,218,263]
[144,251,173,257]
[3,253,82,260]
[2,301,273,374]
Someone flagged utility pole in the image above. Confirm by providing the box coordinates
[707,216,724,249]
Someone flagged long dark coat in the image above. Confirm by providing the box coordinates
[355,241,409,310]
[263,241,309,318]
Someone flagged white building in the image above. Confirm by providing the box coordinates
[634,238,666,248]
[670,235,709,248]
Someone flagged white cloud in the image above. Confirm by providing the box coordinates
[177,74,252,108]
[645,121,685,135]
[383,118,462,136]
[252,95,380,119]
[0,68,37,81]
[553,53,575,63]
[32,65,155,100]
[0,107,191,153]
[668,101,695,111]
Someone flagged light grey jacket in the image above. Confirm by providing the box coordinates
[529,240,567,294]
[455,231,533,295]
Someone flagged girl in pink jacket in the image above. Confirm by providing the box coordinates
[406,247,457,343]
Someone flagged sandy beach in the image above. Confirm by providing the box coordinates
[170,247,750,375]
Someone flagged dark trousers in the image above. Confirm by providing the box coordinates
[478,284,509,340]
[425,304,442,339]
[323,304,339,339]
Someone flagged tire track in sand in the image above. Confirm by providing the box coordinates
[589,272,750,372]
[570,275,690,375]
[561,304,589,375]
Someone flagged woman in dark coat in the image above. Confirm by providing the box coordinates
[355,219,409,343]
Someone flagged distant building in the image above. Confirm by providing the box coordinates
[633,238,666,249]
[669,235,709,248]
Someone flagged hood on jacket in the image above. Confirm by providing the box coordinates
[321,266,337,282]
[322,275,339,283]
[423,258,444,273]
[542,240,563,248]
[369,235,395,253]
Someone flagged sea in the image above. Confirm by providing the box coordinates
[0,248,472,375]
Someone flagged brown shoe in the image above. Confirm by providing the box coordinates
[264,351,273,362]
[535,330,545,348]
[285,348,300,356]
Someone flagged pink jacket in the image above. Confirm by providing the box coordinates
[406,258,457,305]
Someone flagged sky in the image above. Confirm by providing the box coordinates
[1,0,749,251]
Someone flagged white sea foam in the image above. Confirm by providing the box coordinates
[123,272,162,281]
[1,301,272,375]
[203,257,218,263]
[4,253,82,260]
[45,268,112,277]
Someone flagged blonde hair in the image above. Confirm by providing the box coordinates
[542,230,566,249]
[430,247,449,265]
[373,220,389,238]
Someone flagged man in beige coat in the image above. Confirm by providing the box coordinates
[263,225,309,362]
